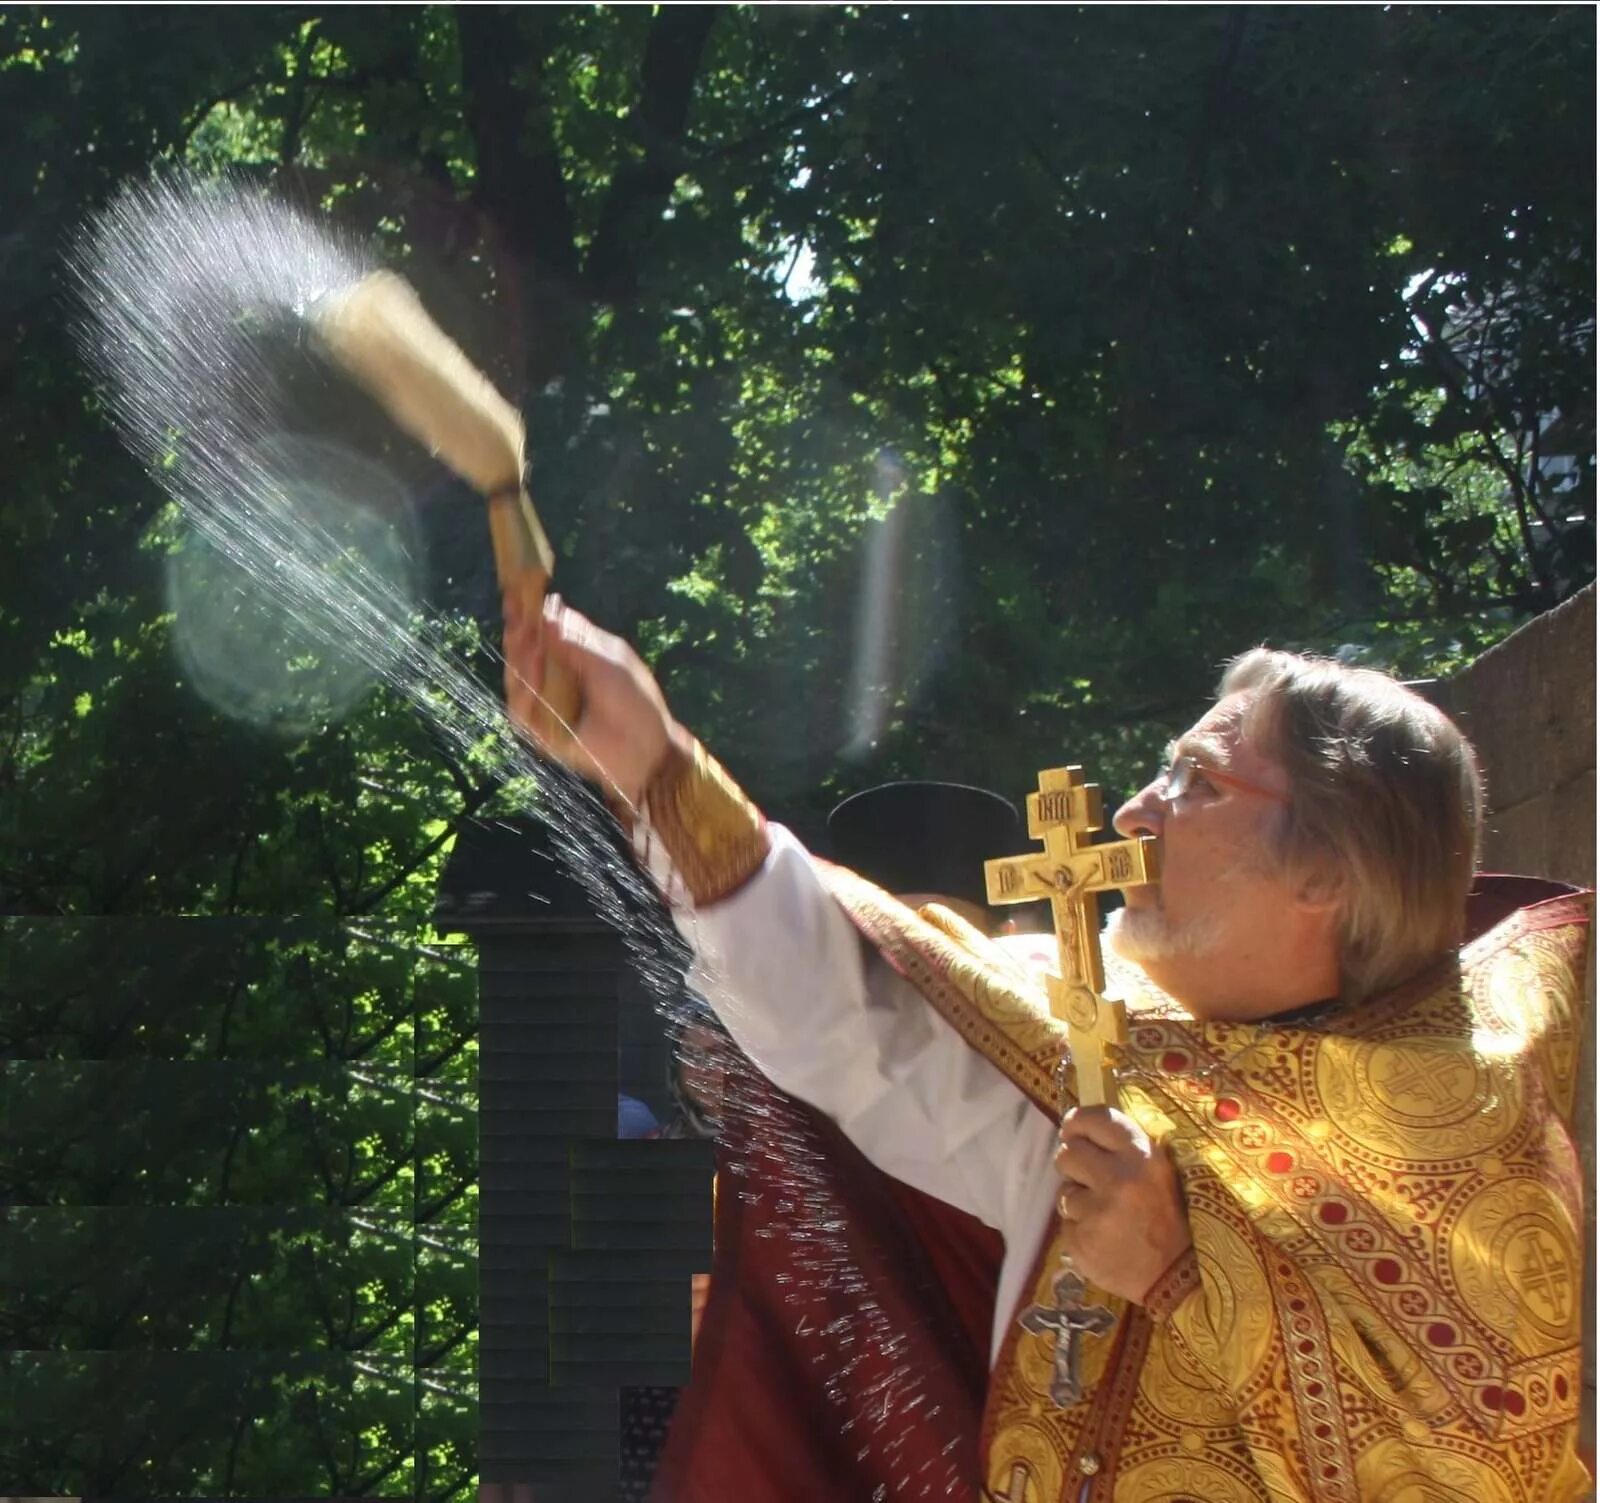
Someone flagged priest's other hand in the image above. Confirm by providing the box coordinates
[1053,1106,1192,1304]
[503,593,677,808]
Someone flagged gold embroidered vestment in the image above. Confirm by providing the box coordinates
[642,743,1591,1502]
[827,867,1592,1503]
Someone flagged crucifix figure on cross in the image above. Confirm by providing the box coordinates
[984,765,1160,1106]
[1018,1261,1119,1407]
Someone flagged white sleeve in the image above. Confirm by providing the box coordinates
[662,824,1051,1234]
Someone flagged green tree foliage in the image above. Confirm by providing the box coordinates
[0,6,1591,1497]
[4,3,1593,844]
[0,917,476,1498]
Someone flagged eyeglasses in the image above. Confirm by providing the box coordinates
[1158,753,1290,806]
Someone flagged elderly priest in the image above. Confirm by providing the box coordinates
[506,594,1590,1503]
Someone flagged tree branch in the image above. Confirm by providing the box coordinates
[310,800,347,912]
[223,1407,251,1493]
[416,1177,474,1227]
[298,1101,343,1206]
[216,1255,252,1350]
[1415,322,1555,596]
[178,72,272,151]
[417,1328,475,1370]
[279,22,321,167]
[693,78,857,165]
[347,1299,412,1348]
[416,1026,477,1079]
[215,1116,249,1204]
[456,6,584,390]
[223,823,253,915]
[1180,9,1250,220]
[346,1003,414,1064]
[300,1383,346,1495]
[212,967,249,1060]
[347,1152,411,1208]
[349,784,495,914]
[585,5,721,304]
[353,1447,416,1497]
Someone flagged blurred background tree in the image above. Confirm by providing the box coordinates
[0,5,1590,1498]
[3,4,1592,851]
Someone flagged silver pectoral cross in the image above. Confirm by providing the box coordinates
[1018,1261,1116,1407]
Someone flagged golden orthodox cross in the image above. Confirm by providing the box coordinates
[984,765,1160,1107]
[985,765,1161,1410]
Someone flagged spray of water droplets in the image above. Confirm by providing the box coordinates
[67,169,680,985]
[68,169,968,1498]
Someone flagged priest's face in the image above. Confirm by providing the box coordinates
[1106,692,1339,1019]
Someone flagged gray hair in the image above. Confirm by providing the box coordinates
[1219,649,1484,1002]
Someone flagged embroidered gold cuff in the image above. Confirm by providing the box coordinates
[642,728,771,906]
[1140,1244,1201,1322]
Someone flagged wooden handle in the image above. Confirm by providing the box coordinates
[489,491,582,747]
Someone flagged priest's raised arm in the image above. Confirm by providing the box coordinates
[504,591,1066,1357]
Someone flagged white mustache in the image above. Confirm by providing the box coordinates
[1104,905,1227,964]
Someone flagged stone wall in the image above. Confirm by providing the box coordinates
[1438,584,1597,892]
[1432,582,1596,1462]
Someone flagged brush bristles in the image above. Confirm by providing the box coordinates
[313,271,526,498]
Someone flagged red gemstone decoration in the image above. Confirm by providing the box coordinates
[1298,1339,1317,1356]
[1503,1389,1526,1418]
[1305,1381,1324,1398]
[1266,1151,1294,1174]
[1318,1201,1349,1225]
[1427,1323,1455,1348]
[1373,1259,1403,1285]
[1160,1050,1189,1073]
[1215,1097,1241,1123]
[1482,1386,1502,1410]
[1556,1374,1570,1401]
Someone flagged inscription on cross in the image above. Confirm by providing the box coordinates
[984,766,1160,1106]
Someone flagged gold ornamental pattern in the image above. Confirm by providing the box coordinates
[1355,1436,1522,1503]
[1464,918,1589,1122]
[1135,1206,1274,1428]
[1112,1456,1273,1503]
[1448,1175,1581,1353]
[642,734,771,906]
[1316,1033,1517,1158]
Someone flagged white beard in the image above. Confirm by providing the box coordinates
[1104,904,1227,966]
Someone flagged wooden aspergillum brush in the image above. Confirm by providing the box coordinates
[311,270,581,751]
